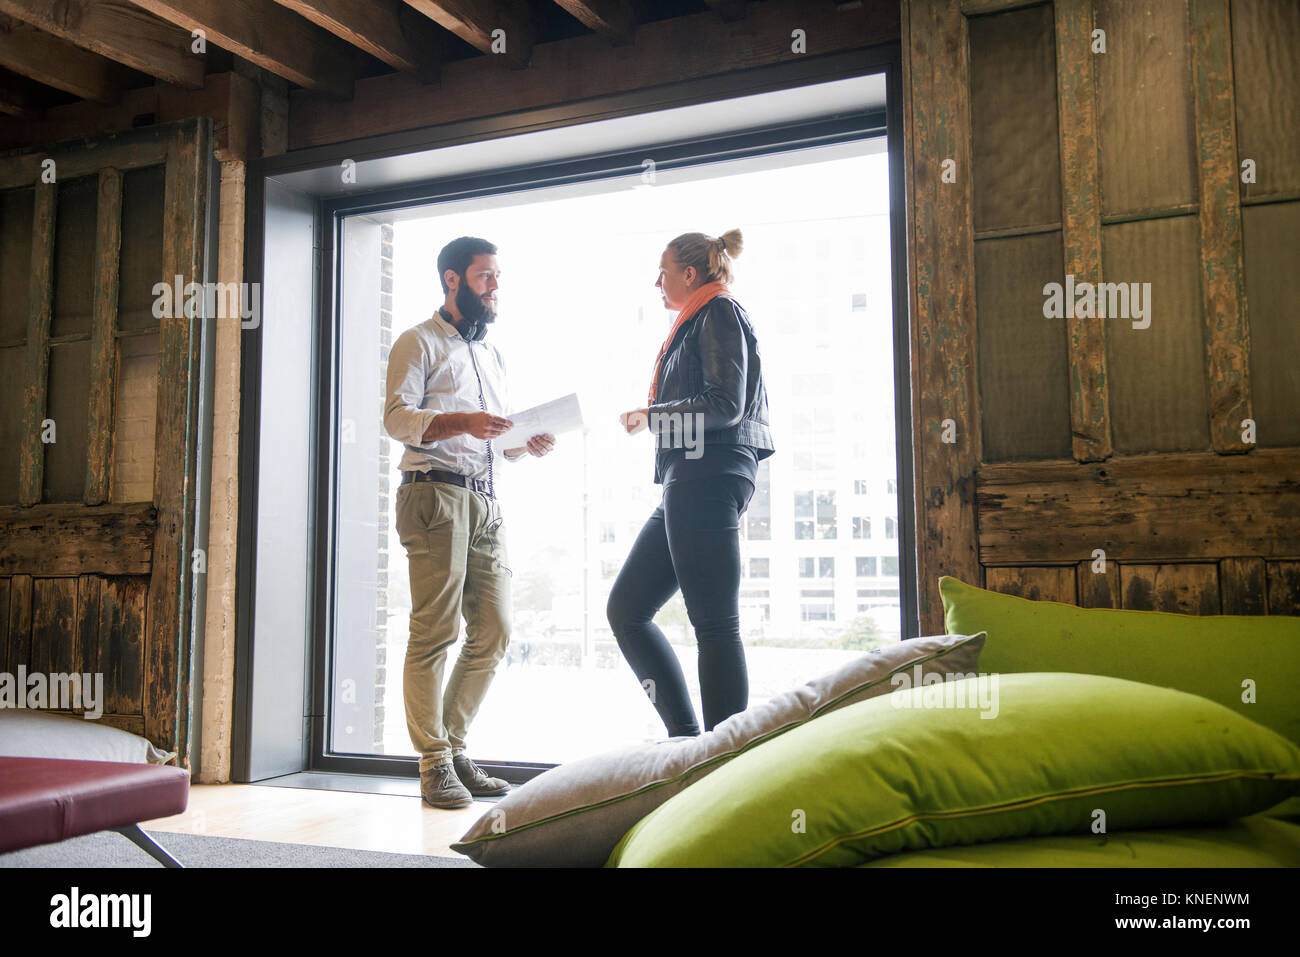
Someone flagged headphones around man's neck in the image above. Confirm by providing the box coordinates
[440,306,487,342]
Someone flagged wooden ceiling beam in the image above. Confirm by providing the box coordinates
[704,0,747,22]
[402,0,534,69]
[0,0,204,89]
[553,0,635,46]
[272,0,442,83]
[0,13,130,104]
[127,0,358,98]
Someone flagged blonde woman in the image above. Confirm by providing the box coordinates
[609,229,775,736]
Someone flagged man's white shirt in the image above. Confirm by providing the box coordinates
[383,311,522,480]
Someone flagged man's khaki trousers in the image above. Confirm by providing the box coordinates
[395,479,512,773]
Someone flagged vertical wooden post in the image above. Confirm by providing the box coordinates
[904,0,981,635]
[1055,0,1111,462]
[19,181,55,506]
[1190,0,1252,453]
[85,167,124,505]
[146,119,210,765]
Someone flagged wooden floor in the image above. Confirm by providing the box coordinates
[141,784,492,858]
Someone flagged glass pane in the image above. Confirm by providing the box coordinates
[332,141,900,765]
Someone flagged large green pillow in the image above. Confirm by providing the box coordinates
[606,673,1300,867]
[940,575,1300,745]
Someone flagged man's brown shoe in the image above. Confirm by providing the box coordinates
[452,753,511,797]
[421,762,473,809]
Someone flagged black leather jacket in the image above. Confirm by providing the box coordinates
[647,294,775,482]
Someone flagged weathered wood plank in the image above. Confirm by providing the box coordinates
[1121,563,1221,615]
[30,577,77,679]
[554,0,635,45]
[0,0,204,89]
[0,12,130,104]
[0,65,51,118]
[1265,561,1300,616]
[274,0,443,82]
[1077,556,1121,607]
[984,566,1077,604]
[75,573,101,683]
[129,0,358,99]
[968,2,1061,233]
[0,503,157,576]
[906,0,981,636]
[976,448,1300,564]
[0,125,171,190]
[146,119,208,763]
[1219,556,1267,615]
[18,180,53,506]
[1055,0,1111,462]
[1190,0,1252,453]
[6,572,31,670]
[85,167,123,505]
[403,0,535,69]
[293,0,899,149]
[99,575,145,716]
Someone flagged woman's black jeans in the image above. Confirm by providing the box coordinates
[606,473,756,737]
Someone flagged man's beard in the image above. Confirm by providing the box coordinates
[455,279,496,327]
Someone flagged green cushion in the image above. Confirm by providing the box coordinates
[940,575,1300,745]
[606,673,1300,867]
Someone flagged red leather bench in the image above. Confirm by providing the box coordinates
[0,756,190,866]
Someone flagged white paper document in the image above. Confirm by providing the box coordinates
[496,393,584,450]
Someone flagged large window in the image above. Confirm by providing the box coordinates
[327,137,902,768]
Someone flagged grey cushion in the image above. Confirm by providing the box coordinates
[451,632,986,867]
[0,710,175,765]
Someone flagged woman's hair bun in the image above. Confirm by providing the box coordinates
[718,228,743,259]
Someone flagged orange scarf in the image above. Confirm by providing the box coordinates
[646,281,729,406]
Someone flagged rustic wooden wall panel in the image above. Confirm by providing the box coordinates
[1265,561,1300,616]
[968,3,1062,233]
[116,165,166,334]
[18,182,54,506]
[1219,556,1267,614]
[99,575,147,717]
[111,333,160,504]
[1231,0,1300,201]
[974,232,1072,461]
[0,345,22,505]
[0,186,32,342]
[1095,0,1198,216]
[1121,563,1221,614]
[29,577,76,678]
[1102,216,1210,452]
[49,174,96,340]
[74,574,101,688]
[0,503,156,576]
[1242,201,1300,447]
[1078,557,1121,607]
[86,167,123,507]
[5,573,31,670]
[41,339,91,503]
[985,565,1077,603]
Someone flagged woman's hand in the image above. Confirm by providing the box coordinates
[620,409,649,435]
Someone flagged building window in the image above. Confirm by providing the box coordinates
[852,516,871,539]
[745,461,771,540]
[881,555,899,576]
[856,556,877,577]
[886,478,897,494]
[600,560,620,579]
[853,479,870,495]
[599,523,615,544]
[819,557,835,579]
[885,516,897,539]
[851,292,867,312]
[816,491,837,539]
[800,590,835,621]
[798,557,815,578]
[749,558,770,578]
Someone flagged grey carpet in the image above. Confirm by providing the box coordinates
[0,829,481,868]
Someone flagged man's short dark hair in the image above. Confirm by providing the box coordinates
[437,236,497,294]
